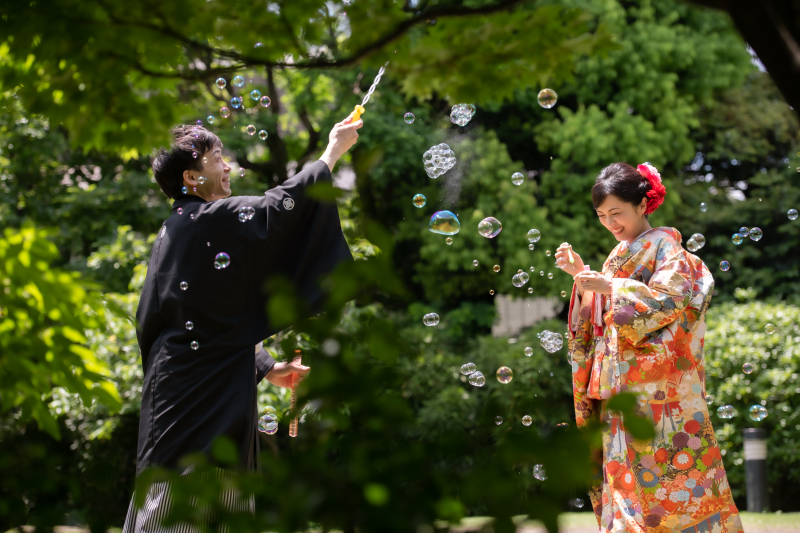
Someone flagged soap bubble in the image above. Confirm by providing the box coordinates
[539,330,563,353]
[719,261,730,271]
[547,272,553,279]
[450,103,474,126]
[428,210,460,235]
[699,202,708,212]
[181,186,188,194]
[533,464,547,480]
[177,208,183,215]
[445,237,453,245]
[413,194,426,208]
[423,143,456,178]
[259,130,268,140]
[527,287,533,293]
[511,172,524,185]
[231,97,242,109]
[738,227,749,237]
[460,363,477,375]
[705,394,714,405]
[198,176,207,184]
[191,341,199,350]
[512,273,527,288]
[529,244,535,250]
[556,423,569,429]
[469,371,485,386]
[524,347,533,356]
[423,313,440,326]
[239,168,245,177]
[238,206,255,222]
[561,291,567,297]
[495,416,503,425]
[215,78,227,89]
[493,265,500,272]
[404,112,415,124]
[232,75,245,87]
[254,43,264,49]
[207,115,215,125]
[496,366,513,384]
[258,406,278,434]
[748,405,768,422]
[716,405,736,419]
[522,415,532,426]
[192,151,198,159]
[545,250,551,257]
[250,89,261,101]
[214,252,230,269]
[570,498,585,509]
[537,89,557,109]
[472,260,479,267]
[180,281,188,290]
[742,362,754,374]
[731,233,743,245]
[260,96,271,107]
[686,233,706,252]
[749,227,763,241]
[322,338,340,356]
[220,107,231,118]
[540,271,544,276]
[789,209,798,220]
[527,229,541,243]
[185,321,194,330]
[246,125,256,135]
[489,290,495,295]
[478,217,503,238]
[765,323,776,334]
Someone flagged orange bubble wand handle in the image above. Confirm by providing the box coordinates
[351,105,365,122]
[288,350,301,438]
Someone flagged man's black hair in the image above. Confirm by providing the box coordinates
[151,125,223,199]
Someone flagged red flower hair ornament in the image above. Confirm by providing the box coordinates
[637,162,667,215]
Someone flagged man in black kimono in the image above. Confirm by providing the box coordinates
[123,116,361,532]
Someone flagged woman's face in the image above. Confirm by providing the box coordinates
[595,195,648,243]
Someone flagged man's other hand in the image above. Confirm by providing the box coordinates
[267,360,310,389]
[319,114,363,172]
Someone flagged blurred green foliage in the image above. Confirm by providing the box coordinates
[0,0,798,531]
[704,293,800,511]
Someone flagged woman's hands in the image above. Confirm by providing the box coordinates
[573,270,613,295]
[266,360,311,389]
[555,243,585,277]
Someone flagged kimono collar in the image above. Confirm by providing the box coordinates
[171,194,208,213]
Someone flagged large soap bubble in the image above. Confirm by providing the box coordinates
[468,371,485,387]
[478,217,502,238]
[748,405,768,422]
[428,210,460,235]
[496,366,513,384]
[460,363,477,375]
[685,233,705,252]
[527,229,541,243]
[258,406,278,434]
[450,103,475,126]
[423,143,456,178]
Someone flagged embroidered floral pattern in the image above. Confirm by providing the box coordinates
[568,228,744,532]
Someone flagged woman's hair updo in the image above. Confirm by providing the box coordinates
[592,162,666,216]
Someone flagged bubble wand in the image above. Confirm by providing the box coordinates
[289,349,302,438]
[350,62,388,122]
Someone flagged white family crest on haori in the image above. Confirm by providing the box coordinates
[283,197,295,210]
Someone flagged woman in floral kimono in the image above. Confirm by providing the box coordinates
[556,162,744,533]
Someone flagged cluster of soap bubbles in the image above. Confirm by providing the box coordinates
[461,363,485,387]
[450,104,476,126]
[538,330,563,353]
[685,233,706,252]
[258,406,278,435]
[512,270,530,288]
[238,206,255,222]
[423,143,457,178]
[732,226,762,244]
[478,217,502,238]
[423,313,440,326]
[716,405,736,419]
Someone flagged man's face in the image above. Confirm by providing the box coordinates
[187,147,231,200]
